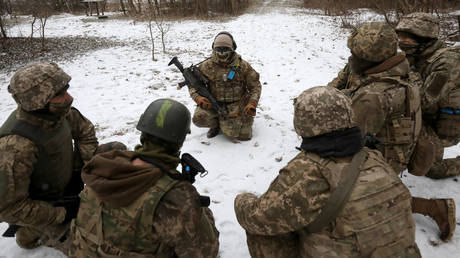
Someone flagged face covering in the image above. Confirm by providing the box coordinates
[399,41,420,55]
[49,92,73,117]
[214,47,233,63]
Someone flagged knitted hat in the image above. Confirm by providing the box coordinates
[213,34,234,50]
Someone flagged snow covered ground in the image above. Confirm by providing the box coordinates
[0,0,459,257]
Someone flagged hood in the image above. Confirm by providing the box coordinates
[82,150,164,207]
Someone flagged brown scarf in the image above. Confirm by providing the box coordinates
[82,150,164,207]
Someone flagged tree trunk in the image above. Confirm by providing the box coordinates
[120,0,126,15]
[194,0,207,16]
[127,0,138,14]
[231,0,237,15]
[148,19,155,61]
[0,15,7,39]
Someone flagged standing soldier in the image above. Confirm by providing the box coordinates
[68,99,219,257]
[395,12,460,179]
[328,22,455,242]
[190,31,262,140]
[235,86,421,257]
[0,62,99,252]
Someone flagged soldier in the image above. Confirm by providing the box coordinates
[0,62,99,252]
[395,12,460,179]
[328,22,455,241]
[190,31,262,140]
[235,86,421,257]
[68,99,219,257]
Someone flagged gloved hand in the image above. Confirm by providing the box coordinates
[194,96,212,110]
[244,102,257,116]
[62,198,81,224]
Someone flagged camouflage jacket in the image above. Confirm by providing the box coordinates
[328,54,422,173]
[235,148,420,257]
[189,52,262,105]
[69,151,219,258]
[0,107,98,229]
[411,40,460,145]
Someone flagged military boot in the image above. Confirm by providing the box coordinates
[207,127,220,138]
[411,197,456,241]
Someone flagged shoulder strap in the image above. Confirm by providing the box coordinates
[305,149,369,233]
[140,175,179,228]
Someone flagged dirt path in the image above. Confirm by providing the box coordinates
[246,0,303,14]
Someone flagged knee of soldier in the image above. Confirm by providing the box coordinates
[95,141,128,154]
[192,109,215,128]
[16,227,41,249]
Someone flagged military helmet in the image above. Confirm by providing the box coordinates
[294,86,356,138]
[347,22,398,63]
[395,12,439,39]
[136,99,191,144]
[8,62,71,111]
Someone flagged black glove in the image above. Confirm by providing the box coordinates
[62,198,81,224]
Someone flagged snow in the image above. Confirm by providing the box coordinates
[1,1,459,257]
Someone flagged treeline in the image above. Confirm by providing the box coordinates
[115,0,251,16]
[304,0,460,17]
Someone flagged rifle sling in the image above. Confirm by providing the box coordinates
[305,149,368,233]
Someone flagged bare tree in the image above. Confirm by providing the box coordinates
[155,13,170,53]
[0,0,9,38]
[147,0,157,60]
[119,0,127,15]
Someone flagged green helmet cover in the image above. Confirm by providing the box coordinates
[136,99,191,144]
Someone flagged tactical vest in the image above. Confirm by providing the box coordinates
[351,77,422,173]
[71,175,179,257]
[200,58,245,103]
[426,46,460,142]
[0,110,73,199]
[299,151,420,257]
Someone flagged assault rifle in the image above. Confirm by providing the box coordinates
[168,57,226,119]
[2,195,80,237]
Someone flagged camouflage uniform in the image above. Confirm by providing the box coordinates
[329,22,422,173]
[396,12,460,179]
[332,22,455,242]
[190,52,262,140]
[69,151,219,258]
[69,99,219,258]
[0,62,98,252]
[234,86,420,257]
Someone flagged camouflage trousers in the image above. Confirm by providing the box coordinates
[15,223,72,254]
[245,232,300,258]
[425,127,460,179]
[192,102,254,140]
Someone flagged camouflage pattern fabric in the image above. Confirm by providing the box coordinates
[328,52,421,174]
[396,12,440,39]
[189,52,261,139]
[293,86,356,138]
[234,149,420,257]
[347,22,397,63]
[192,104,253,139]
[421,123,460,179]
[8,62,71,111]
[0,107,98,251]
[403,38,460,178]
[69,152,219,258]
